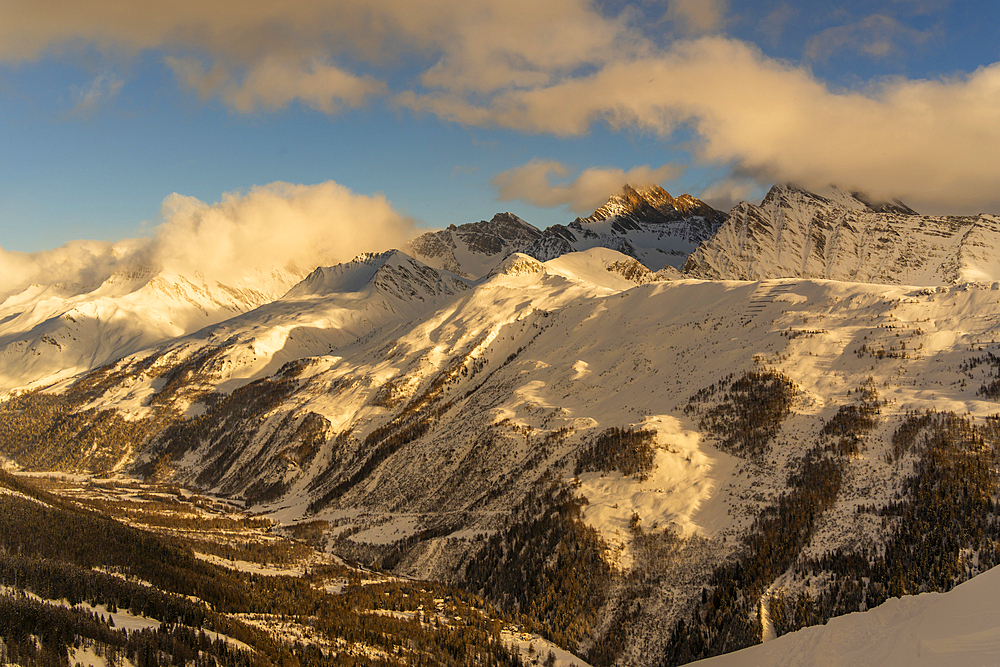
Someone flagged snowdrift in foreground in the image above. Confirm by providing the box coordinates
[694,564,1000,667]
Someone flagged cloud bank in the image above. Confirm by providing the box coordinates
[4,0,1000,213]
[0,181,417,303]
[493,160,684,213]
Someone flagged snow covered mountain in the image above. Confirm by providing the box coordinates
[0,263,305,394]
[5,239,1000,665]
[6,182,1000,665]
[407,185,726,277]
[683,184,1000,284]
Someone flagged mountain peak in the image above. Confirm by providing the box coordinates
[584,183,726,227]
[406,215,543,279]
[285,250,402,297]
[408,184,727,277]
[687,183,985,283]
[487,211,531,227]
[850,191,919,216]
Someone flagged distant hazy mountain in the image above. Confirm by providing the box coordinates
[0,263,305,393]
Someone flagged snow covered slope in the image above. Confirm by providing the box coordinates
[693,564,1000,667]
[684,184,1000,284]
[76,250,472,413]
[0,263,304,393]
[285,250,470,301]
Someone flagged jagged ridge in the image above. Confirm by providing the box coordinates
[408,185,727,276]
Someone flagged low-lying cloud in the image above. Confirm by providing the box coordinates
[0,239,142,304]
[152,181,415,282]
[0,181,418,303]
[492,160,684,213]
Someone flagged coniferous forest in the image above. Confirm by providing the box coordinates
[0,470,523,667]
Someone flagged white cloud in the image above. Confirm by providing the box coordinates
[698,176,759,212]
[402,35,1000,214]
[0,181,418,302]
[0,238,153,304]
[492,159,684,213]
[666,0,728,35]
[67,72,123,117]
[152,181,416,282]
[805,14,936,63]
[0,0,637,113]
[166,56,385,113]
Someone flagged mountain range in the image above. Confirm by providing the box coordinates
[2,182,1000,666]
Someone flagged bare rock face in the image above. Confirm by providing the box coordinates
[683,184,1000,284]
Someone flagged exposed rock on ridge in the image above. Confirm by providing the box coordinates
[585,183,727,227]
[286,250,470,301]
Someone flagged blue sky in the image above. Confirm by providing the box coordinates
[2,0,999,256]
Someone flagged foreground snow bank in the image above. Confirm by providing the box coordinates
[693,565,1000,666]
